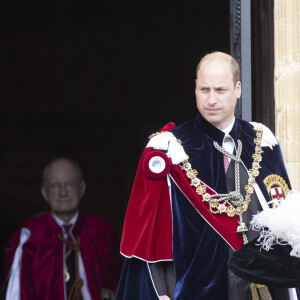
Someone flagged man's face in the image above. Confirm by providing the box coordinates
[195,59,241,130]
[41,160,86,216]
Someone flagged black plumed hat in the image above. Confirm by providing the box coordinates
[228,237,300,288]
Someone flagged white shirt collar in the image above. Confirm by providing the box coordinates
[52,210,79,228]
[221,117,235,135]
[221,118,235,156]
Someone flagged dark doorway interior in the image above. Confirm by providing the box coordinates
[0,0,229,270]
[251,0,275,132]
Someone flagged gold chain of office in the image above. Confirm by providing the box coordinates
[180,127,263,243]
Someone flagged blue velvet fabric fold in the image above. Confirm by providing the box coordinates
[171,113,228,194]
[172,182,229,300]
[116,258,158,300]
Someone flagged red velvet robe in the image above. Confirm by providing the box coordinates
[120,122,243,262]
[2,212,122,300]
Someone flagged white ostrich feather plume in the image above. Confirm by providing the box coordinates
[250,190,300,258]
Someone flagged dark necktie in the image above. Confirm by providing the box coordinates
[63,224,76,299]
[223,136,233,173]
[64,224,73,244]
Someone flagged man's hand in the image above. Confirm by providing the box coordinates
[159,296,171,300]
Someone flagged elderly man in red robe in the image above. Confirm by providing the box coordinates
[2,158,121,300]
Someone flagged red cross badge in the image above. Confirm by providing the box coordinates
[270,187,284,207]
[263,174,290,208]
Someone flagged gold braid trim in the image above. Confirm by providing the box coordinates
[148,131,169,139]
[263,174,290,198]
[250,283,273,300]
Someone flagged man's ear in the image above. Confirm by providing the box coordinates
[235,81,242,99]
[79,180,86,198]
[41,186,49,202]
[195,79,198,94]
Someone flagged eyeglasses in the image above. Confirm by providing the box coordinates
[47,180,81,194]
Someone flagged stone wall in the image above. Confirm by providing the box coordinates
[274,0,300,189]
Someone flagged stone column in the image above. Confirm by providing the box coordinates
[274,0,300,189]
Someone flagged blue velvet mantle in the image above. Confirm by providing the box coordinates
[116,113,291,300]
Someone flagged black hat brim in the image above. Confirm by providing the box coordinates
[228,238,300,288]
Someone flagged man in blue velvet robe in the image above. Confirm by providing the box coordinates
[116,52,299,300]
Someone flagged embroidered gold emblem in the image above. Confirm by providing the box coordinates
[148,131,169,139]
[263,174,290,207]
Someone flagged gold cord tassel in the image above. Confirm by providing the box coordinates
[250,283,273,300]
